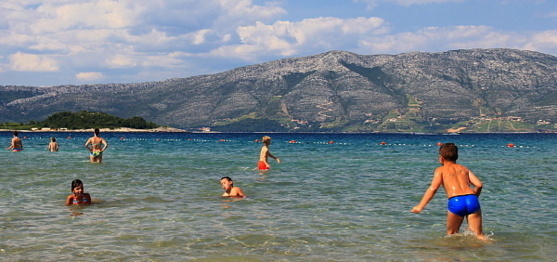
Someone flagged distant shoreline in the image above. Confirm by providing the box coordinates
[0,128,555,134]
[0,127,188,133]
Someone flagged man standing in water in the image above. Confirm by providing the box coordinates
[84,128,108,163]
[6,131,23,151]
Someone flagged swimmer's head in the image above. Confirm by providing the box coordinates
[220,176,233,190]
[262,136,271,145]
[94,128,100,136]
[51,137,56,142]
[13,131,19,137]
[439,143,458,162]
[71,179,84,193]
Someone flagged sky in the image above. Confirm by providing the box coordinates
[0,0,556,86]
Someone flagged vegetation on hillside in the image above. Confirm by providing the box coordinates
[0,111,159,130]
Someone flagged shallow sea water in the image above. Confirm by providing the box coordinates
[1,131,556,261]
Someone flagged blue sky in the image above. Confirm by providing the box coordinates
[0,0,555,86]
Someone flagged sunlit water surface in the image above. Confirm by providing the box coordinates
[1,132,556,261]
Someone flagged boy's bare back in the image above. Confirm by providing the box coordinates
[411,143,486,240]
[435,162,478,198]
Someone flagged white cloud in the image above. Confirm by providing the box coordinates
[211,17,388,60]
[360,25,500,53]
[76,72,104,81]
[0,0,287,71]
[0,0,555,86]
[9,52,59,71]
[354,0,464,9]
[106,54,137,69]
[523,30,557,51]
[358,25,557,55]
[32,0,143,33]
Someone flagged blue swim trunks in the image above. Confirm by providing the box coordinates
[447,194,481,217]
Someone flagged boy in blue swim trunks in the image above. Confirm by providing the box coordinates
[411,143,487,240]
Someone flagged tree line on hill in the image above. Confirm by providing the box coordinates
[1,111,159,130]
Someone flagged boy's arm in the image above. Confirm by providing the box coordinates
[411,168,443,213]
[65,195,73,206]
[7,138,15,149]
[468,170,483,197]
[268,152,280,163]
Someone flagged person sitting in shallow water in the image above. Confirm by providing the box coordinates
[65,179,92,206]
[220,176,246,198]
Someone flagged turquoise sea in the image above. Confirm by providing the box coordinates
[0,131,555,261]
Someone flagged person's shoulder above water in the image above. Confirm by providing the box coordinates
[220,176,246,198]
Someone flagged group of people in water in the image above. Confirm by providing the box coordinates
[7,129,109,162]
[5,129,487,240]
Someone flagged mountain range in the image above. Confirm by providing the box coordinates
[1,48,556,132]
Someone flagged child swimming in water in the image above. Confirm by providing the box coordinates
[411,143,487,240]
[220,176,246,198]
[65,179,92,205]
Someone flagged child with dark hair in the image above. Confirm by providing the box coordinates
[6,131,23,151]
[84,128,108,163]
[220,176,246,198]
[65,179,92,205]
[47,137,59,152]
[411,143,487,240]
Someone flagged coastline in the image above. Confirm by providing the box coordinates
[0,128,555,134]
[0,126,188,133]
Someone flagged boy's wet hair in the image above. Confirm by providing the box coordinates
[262,136,271,144]
[71,179,84,191]
[439,143,458,162]
[221,176,233,186]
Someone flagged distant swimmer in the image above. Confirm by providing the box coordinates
[220,176,246,198]
[258,136,280,171]
[84,128,108,163]
[411,143,487,241]
[65,179,92,206]
[6,131,23,151]
[47,137,59,152]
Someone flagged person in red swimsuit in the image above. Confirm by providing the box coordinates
[258,136,280,171]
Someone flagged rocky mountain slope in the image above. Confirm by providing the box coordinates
[1,48,556,132]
